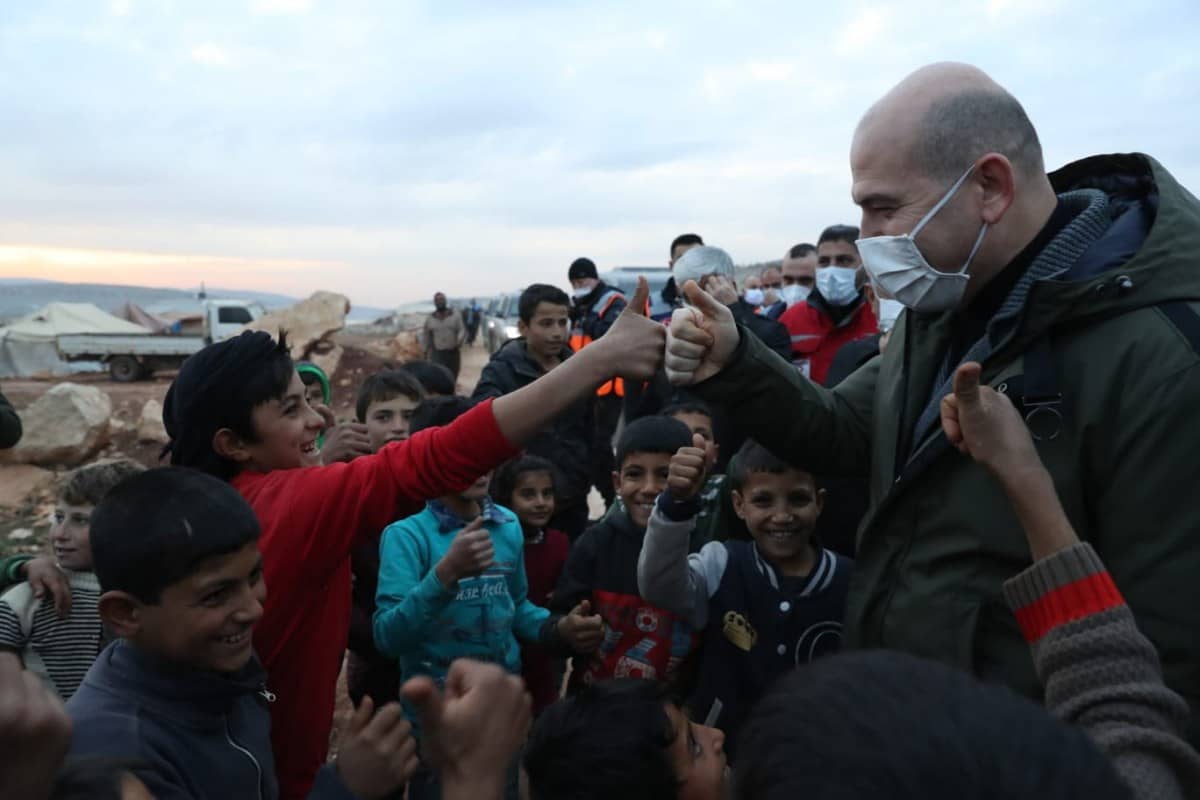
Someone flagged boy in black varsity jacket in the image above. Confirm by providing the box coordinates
[638,438,852,756]
[552,416,700,692]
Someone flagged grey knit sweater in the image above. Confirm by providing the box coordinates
[1003,543,1200,799]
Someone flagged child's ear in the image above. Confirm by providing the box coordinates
[731,489,747,520]
[212,428,254,464]
[517,319,530,337]
[611,471,621,495]
[814,487,827,516]
[98,591,144,639]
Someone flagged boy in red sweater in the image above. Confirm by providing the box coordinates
[161,280,663,799]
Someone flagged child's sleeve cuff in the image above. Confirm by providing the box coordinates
[1003,543,1125,644]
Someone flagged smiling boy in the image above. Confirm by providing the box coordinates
[161,281,662,799]
[0,459,144,701]
[472,283,597,540]
[638,438,853,755]
[552,415,699,691]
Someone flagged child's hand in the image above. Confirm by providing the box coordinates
[557,600,605,654]
[401,660,531,799]
[435,518,494,587]
[594,277,666,382]
[320,421,373,464]
[0,652,72,800]
[667,434,710,501]
[335,696,418,800]
[940,363,1041,485]
[24,557,72,618]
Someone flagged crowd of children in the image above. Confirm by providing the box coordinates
[1,273,1199,800]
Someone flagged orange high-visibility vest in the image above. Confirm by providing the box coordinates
[570,289,626,396]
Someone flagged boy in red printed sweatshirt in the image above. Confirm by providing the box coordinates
[161,280,663,799]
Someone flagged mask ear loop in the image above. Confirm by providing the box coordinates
[909,162,978,240]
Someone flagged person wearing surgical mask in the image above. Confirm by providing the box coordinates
[663,61,1200,735]
[778,226,879,384]
[780,243,818,307]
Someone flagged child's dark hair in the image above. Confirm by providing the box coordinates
[90,467,261,604]
[519,284,571,324]
[355,369,426,422]
[162,330,294,480]
[59,459,146,507]
[492,454,559,508]
[52,758,144,800]
[397,360,457,396]
[735,650,1130,800]
[408,395,475,436]
[659,396,714,427]
[615,415,692,470]
[524,679,680,800]
[729,439,811,491]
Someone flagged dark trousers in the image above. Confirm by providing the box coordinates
[593,394,622,506]
[431,348,461,380]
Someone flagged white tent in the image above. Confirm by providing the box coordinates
[0,302,150,378]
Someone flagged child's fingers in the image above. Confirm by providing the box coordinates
[360,700,404,741]
[940,394,963,445]
[953,362,983,405]
[348,694,375,735]
[691,433,706,450]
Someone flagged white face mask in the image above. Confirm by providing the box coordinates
[780,284,811,306]
[815,266,859,307]
[855,164,988,313]
[571,285,593,300]
[876,298,905,333]
[743,288,765,306]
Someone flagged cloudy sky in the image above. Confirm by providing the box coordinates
[1,0,1197,308]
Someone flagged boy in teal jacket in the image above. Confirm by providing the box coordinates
[373,397,602,800]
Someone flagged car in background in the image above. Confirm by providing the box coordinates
[600,267,674,321]
[485,292,523,354]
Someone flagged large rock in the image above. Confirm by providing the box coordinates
[0,464,55,511]
[137,399,169,444]
[243,291,351,359]
[0,383,112,467]
[307,342,344,380]
[391,330,424,362]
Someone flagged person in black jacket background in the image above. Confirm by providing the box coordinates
[472,283,597,540]
[0,388,21,449]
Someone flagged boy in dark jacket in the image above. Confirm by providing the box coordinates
[552,416,699,691]
[67,467,417,800]
[471,283,596,540]
[638,439,853,755]
[0,387,20,449]
[159,279,662,799]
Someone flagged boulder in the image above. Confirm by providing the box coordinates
[0,464,55,511]
[0,383,112,468]
[242,291,351,359]
[137,399,169,444]
[307,343,344,380]
[390,330,424,362]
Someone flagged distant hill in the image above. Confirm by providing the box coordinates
[0,280,389,323]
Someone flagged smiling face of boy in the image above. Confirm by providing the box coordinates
[216,371,326,472]
[614,451,673,529]
[49,503,94,571]
[122,541,267,674]
[733,469,824,576]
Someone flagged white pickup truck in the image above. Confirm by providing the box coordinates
[56,299,266,381]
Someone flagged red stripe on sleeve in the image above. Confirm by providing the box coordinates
[1012,571,1125,643]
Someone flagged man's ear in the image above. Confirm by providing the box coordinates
[731,489,747,520]
[98,591,144,639]
[814,487,827,517]
[611,471,621,496]
[977,153,1016,225]
[212,428,254,464]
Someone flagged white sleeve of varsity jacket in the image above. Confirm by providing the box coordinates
[638,500,728,631]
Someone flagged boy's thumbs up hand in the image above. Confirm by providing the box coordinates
[940,362,1040,483]
[668,434,709,501]
[591,276,665,383]
[435,517,494,587]
[335,696,419,799]
[558,599,604,654]
[666,280,738,386]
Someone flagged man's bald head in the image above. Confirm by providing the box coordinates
[857,62,1043,182]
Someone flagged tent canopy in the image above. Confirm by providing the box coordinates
[0,302,150,378]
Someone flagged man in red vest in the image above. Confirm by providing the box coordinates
[779,225,879,385]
